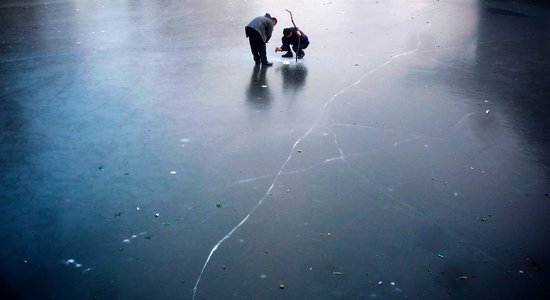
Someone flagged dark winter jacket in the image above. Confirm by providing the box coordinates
[245,13,276,43]
[280,27,309,51]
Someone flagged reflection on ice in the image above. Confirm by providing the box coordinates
[194,17,433,299]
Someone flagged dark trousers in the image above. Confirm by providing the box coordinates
[245,27,267,63]
[282,38,309,55]
[293,41,309,55]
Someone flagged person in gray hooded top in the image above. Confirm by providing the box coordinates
[245,13,277,66]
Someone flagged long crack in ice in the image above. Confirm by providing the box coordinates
[192,22,432,300]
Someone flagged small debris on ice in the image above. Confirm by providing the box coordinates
[333,271,344,275]
[170,171,177,174]
[279,284,285,289]
[155,213,160,217]
[526,257,541,272]
[65,258,84,269]
[122,232,147,244]
[485,109,490,114]
[456,275,477,280]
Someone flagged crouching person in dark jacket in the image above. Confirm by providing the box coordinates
[275,27,310,59]
[245,13,277,66]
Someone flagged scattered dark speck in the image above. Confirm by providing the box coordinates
[526,257,541,272]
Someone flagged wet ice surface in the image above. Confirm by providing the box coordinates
[1,0,550,299]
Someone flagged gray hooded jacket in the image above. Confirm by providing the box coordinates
[245,13,275,43]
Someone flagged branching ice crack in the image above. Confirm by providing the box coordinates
[192,22,432,300]
[450,112,478,128]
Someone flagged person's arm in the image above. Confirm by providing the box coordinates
[276,36,290,52]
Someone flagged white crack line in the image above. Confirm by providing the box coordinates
[192,23,432,300]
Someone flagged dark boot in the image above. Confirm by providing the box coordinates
[261,61,273,66]
[282,51,293,58]
[297,51,305,59]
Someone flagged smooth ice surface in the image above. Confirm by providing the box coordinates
[1,0,549,299]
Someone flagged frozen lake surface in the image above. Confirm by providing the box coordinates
[1,0,549,299]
